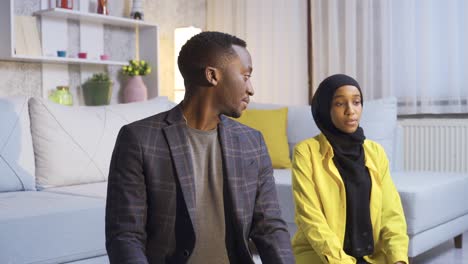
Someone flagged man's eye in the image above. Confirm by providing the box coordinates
[244,75,251,80]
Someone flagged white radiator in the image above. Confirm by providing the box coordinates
[399,119,468,173]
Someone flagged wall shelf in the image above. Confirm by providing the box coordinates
[34,8,157,29]
[8,54,128,66]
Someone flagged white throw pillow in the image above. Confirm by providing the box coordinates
[29,97,176,189]
[0,96,36,192]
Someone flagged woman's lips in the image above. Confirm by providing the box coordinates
[345,120,358,126]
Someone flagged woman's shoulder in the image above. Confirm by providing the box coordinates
[363,139,388,160]
[294,134,323,153]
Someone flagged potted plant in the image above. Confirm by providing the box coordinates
[121,60,152,103]
[82,72,113,106]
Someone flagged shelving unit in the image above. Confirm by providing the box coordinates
[0,0,160,102]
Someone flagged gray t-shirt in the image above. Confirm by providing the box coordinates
[186,126,229,264]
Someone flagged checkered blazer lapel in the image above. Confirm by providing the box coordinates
[218,115,248,230]
[163,105,196,227]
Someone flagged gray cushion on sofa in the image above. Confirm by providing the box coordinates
[29,96,176,189]
[0,191,106,264]
[0,96,36,192]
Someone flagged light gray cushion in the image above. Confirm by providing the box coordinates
[360,97,397,169]
[0,96,35,192]
[392,171,468,235]
[29,97,176,189]
[44,182,107,199]
[286,105,319,155]
[0,191,106,264]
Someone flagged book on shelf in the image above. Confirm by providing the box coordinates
[14,16,42,57]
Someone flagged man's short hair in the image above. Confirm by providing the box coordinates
[177,31,247,88]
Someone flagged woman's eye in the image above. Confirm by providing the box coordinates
[354,100,361,105]
[335,102,343,107]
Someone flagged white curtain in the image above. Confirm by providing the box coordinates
[207,0,309,106]
[311,0,468,114]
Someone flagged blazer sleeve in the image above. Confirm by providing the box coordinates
[250,133,295,264]
[377,147,409,263]
[105,125,149,264]
[292,144,355,264]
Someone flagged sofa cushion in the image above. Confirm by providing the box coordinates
[29,97,176,189]
[360,97,397,169]
[0,191,106,264]
[285,105,320,154]
[0,96,36,192]
[392,171,468,235]
[235,108,291,168]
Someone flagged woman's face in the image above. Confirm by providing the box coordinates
[330,85,362,133]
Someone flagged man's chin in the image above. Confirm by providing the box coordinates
[230,112,242,118]
[224,109,243,119]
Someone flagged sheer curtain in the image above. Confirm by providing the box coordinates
[207,0,309,105]
[311,0,468,114]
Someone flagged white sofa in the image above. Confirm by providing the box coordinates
[1,95,467,263]
[0,96,176,263]
[249,97,468,262]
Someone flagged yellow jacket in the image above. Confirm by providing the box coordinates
[292,133,408,264]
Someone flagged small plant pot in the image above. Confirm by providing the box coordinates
[57,50,67,57]
[78,52,87,59]
[82,81,113,106]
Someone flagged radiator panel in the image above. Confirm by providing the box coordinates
[399,119,468,173]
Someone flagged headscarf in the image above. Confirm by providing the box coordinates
[311,74,374,258]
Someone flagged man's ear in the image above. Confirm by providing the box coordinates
[205,67,219,86]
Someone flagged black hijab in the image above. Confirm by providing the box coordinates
[311,74,374,258]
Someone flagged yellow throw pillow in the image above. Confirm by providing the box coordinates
[234,108,291,168]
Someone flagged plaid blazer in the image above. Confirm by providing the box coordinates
[105,105,294,264]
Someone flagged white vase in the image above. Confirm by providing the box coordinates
[130,0,144,20]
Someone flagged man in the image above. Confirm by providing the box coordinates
[105,31,294,264]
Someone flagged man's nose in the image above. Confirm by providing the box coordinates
[247,81,254,96]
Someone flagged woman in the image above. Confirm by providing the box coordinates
[292,74,408,264]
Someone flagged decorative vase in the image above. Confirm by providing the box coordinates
[82,81,113,106]
[130,0,144,20]
[97,0,109,15]
[49,86,73,106]
[123,76,148,103]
